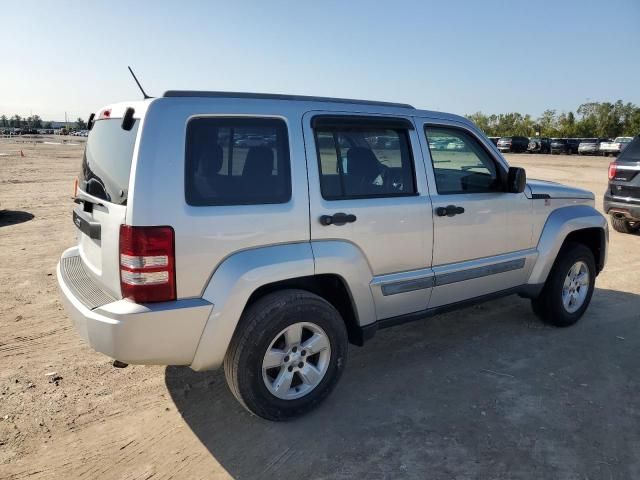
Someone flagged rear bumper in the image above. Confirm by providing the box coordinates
[57,247,212,365]
[603,193,640,221]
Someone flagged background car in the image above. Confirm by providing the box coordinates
[497,136,529,153]
[604,135,640,233]
[578,138,608,155]
[567,138,581,154]
[488,136,500,146]
[527,137,551,154]
[550,138,571,155]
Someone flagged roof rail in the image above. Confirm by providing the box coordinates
[162,90,414,109]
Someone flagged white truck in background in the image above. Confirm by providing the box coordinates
[600,137,634,157]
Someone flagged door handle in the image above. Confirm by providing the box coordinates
[435,205,465,217]
[319,213,357,226]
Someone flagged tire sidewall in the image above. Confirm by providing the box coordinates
[235,293,347,419]
[547,245,596,325]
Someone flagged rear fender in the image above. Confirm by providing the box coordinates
[190,243,314,371]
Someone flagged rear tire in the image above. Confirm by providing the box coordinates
[224,289,348,421]
[531,242,595,327]
[610,215,640,234]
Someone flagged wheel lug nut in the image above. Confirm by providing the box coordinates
[288,366,293,372]
[301,350,306,356]
[284,356,290,362]
[292,346,297,353]
[298,362,304,368]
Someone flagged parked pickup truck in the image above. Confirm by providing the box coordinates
[57,92,608,420]
[600,137,634,157]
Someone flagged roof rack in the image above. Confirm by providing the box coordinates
[162,90,414,109]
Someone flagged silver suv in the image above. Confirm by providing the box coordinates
[57,91,608,420]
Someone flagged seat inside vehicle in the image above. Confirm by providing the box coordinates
[242,146,276,195]
[344,147,384,196]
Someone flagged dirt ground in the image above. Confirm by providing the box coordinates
[0,137,638,480]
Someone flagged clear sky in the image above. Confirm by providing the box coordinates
[2,0,639,121]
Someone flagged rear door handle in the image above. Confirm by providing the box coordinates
[435,205,465,217]
[73,209,101,239]
[319,213,357,226]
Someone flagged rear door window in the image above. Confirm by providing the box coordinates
[185,117,291,206]
[80,119,139,205]
[313,120,416,199]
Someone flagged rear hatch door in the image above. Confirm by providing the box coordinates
[75,114,141,298]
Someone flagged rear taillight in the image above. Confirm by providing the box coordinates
[608,163,617,180]
[119,225,176,303]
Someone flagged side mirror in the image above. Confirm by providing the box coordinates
[507,166,526,193]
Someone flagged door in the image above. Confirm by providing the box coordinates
[303,112,433,320]
[419,120,533,307]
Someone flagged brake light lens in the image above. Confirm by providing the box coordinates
[119,225,176,303]
[608,163,617,180]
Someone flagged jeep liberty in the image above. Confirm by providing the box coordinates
[58,91,608,420]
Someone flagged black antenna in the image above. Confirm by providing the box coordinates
[127,66,151,99]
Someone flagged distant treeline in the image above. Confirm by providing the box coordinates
[467,100,640,138]
[0,114,86,130]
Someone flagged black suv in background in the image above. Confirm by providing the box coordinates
[604,135,640,234]
[527,137,551,154]
[497,136,529,153]
[567,138,581,154]
[550,138,571,155]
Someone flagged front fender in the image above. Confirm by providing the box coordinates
[190,243,314,371]
[527,205,607,286]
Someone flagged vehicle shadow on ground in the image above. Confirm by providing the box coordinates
[0,210,34,227]
[165,288,640,479]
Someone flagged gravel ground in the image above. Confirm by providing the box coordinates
[0,138,638,479]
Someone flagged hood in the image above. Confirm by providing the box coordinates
[526,179,594,200]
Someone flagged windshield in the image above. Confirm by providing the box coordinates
[614,137,633,143]
[79,119,139,205]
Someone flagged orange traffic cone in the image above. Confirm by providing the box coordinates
[20,150,24,157]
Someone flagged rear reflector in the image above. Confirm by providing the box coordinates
[608,163,617,180]
[119,225,176,303]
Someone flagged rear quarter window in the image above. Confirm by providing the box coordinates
[185,117,291,206]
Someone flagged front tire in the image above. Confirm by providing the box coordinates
[531,243,595,327]
[224,289,348,421]
[610,215,640,234]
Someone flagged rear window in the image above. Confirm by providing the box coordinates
[80,119,139,205]
[185,117,291,206]
[617,136,640,163]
